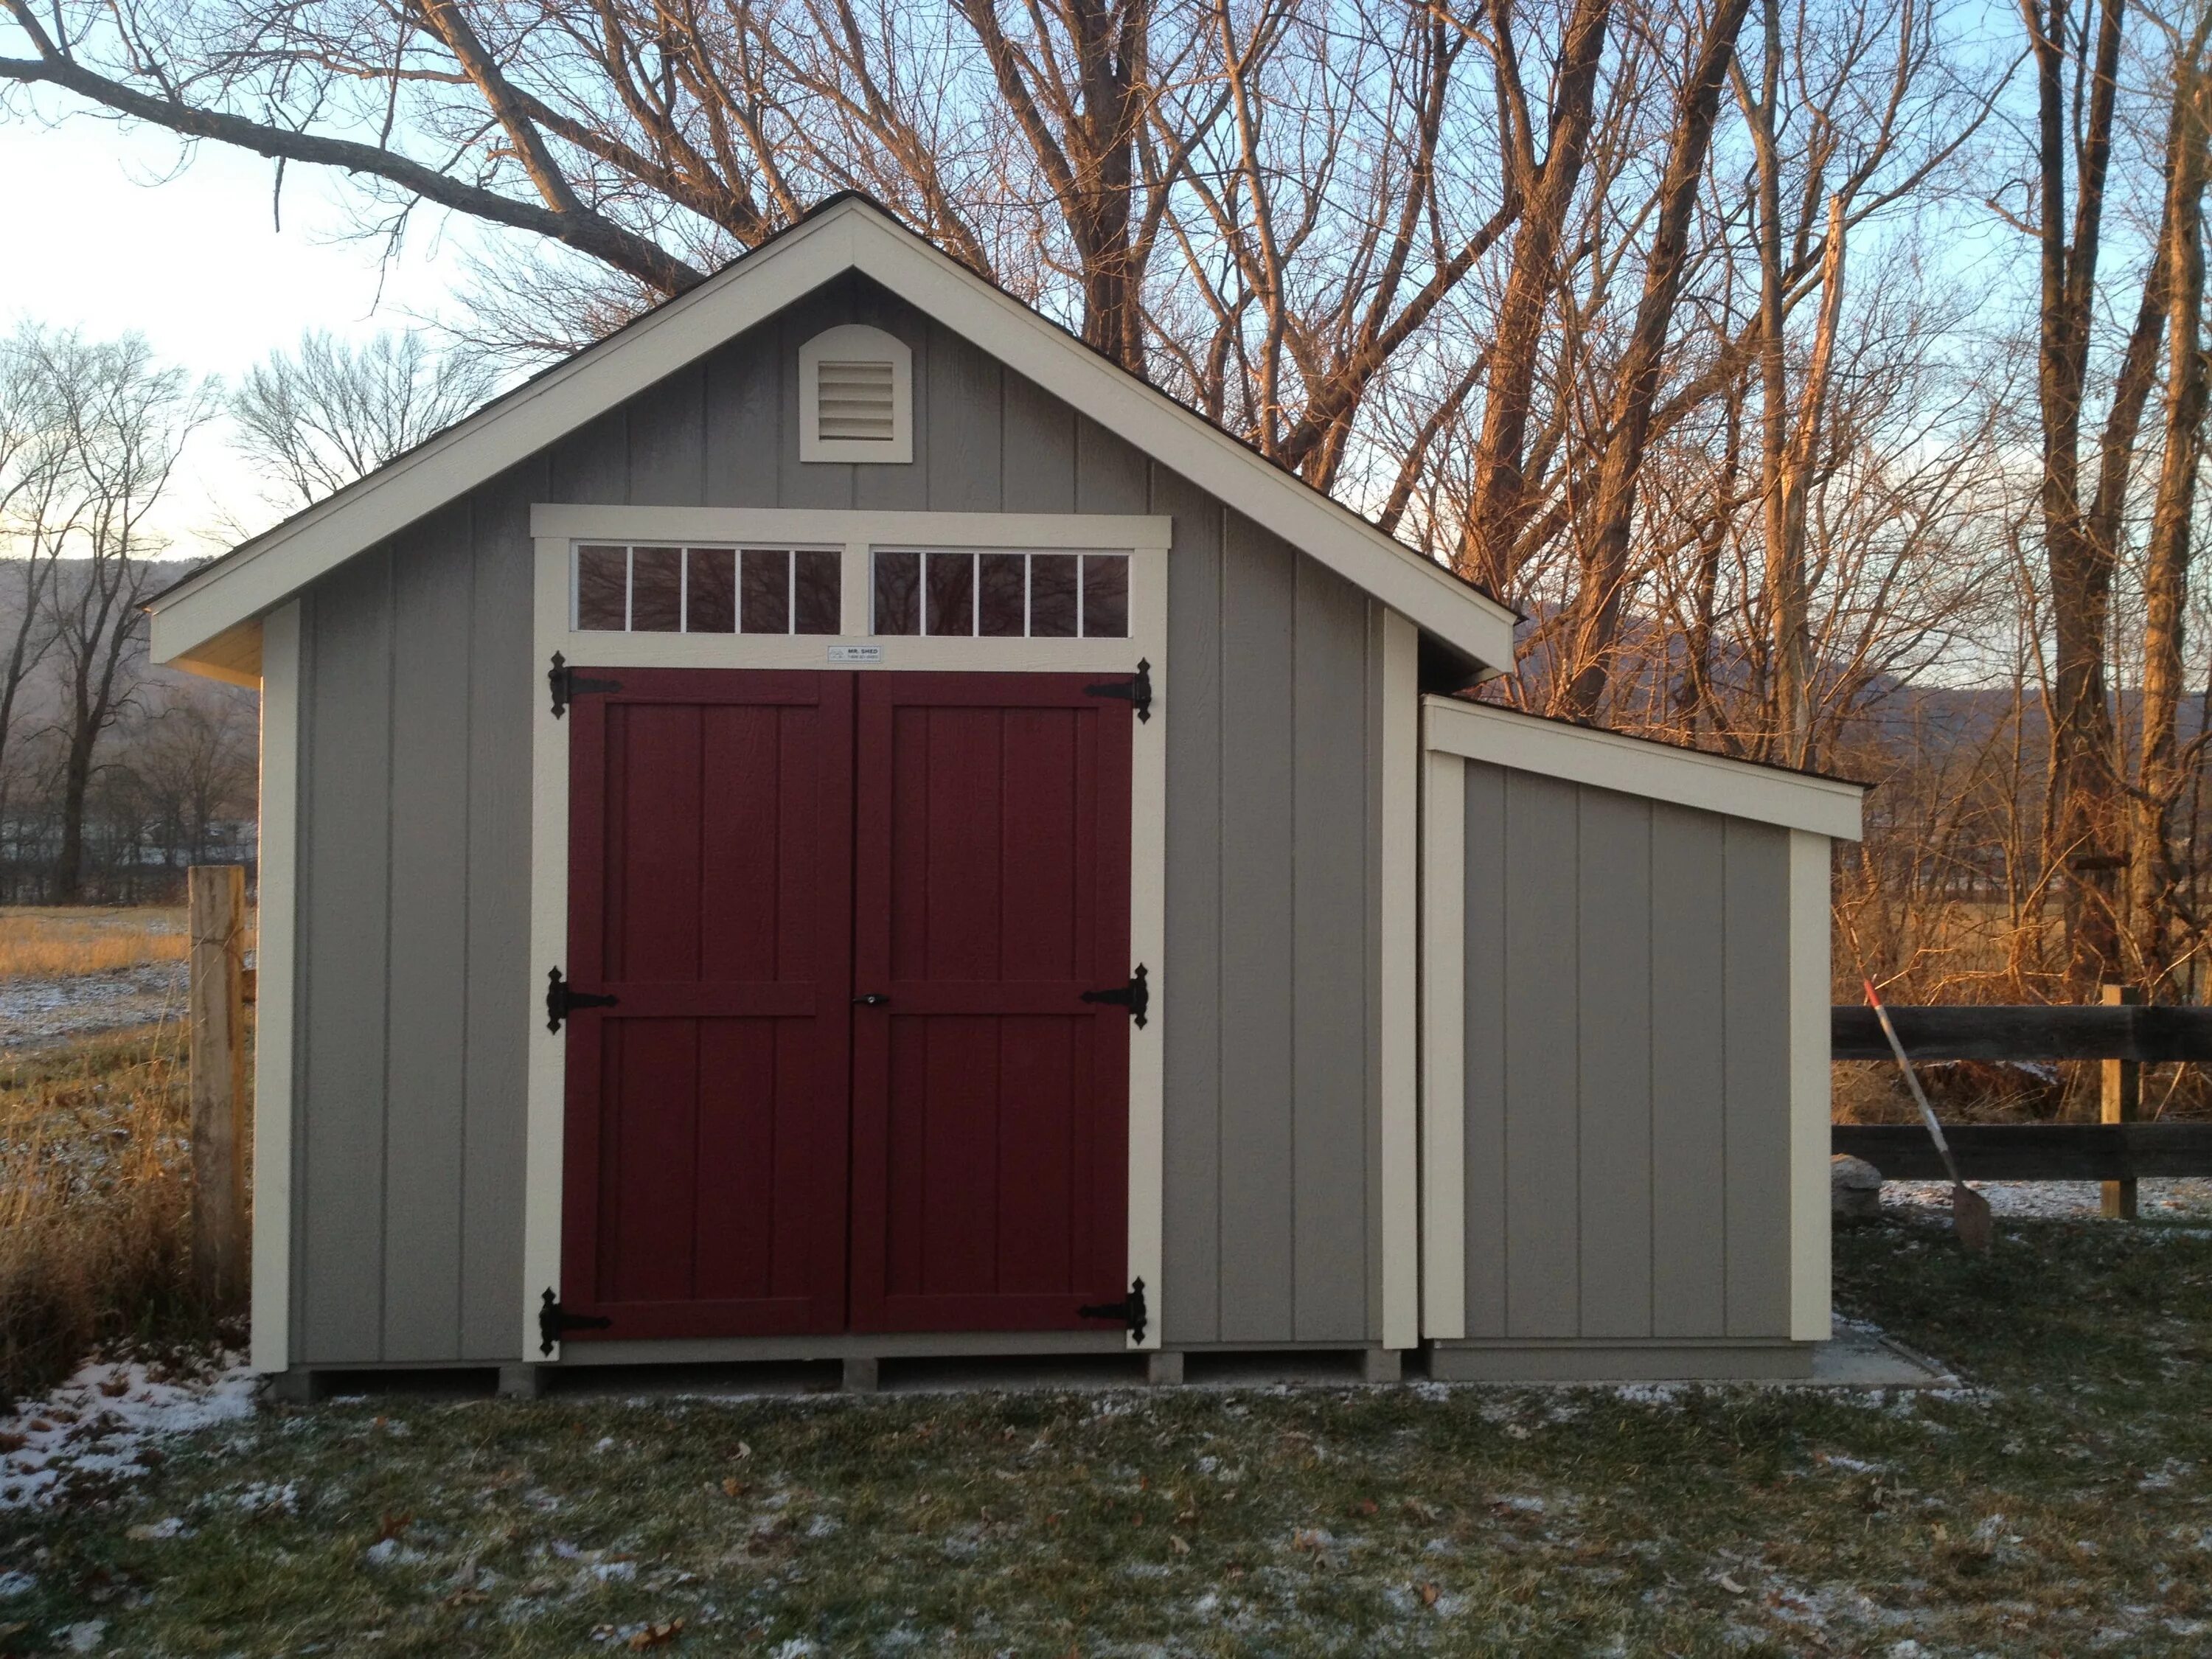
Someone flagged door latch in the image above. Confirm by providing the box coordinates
[548,651,624,718]
[1078,1278,1148,1342]
[1084,658,1152,723]
[546,965,619,1032]
[538,1288,612,1355]
[1082,964,1150,1028]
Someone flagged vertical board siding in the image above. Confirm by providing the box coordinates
[297,549,394,1363]
[1461,765,1795,1343]
[460,461,540,1357]
[1155,470,1224,1343]
[1290,558,1371,1341]
[291,278,1385,1361]
[1723,819,1793,1335]
[1460,764,1509,1338]
[380,508,474,1360]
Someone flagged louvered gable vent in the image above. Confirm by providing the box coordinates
[800,324,914,464]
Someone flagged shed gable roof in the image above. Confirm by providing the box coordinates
[149,195,1517,680]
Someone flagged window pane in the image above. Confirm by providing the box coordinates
[742,548,790,634]
[979,554,1026,637]
[577,545,627,630]
[1082,554,1129,639]
[686,547,736,633]
[1029,554,1078,637]
[874,551,919,635]
[631,546,682,631]
[925,552,975,636]
[795,550,841,634]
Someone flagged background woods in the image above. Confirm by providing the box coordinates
[9,0,2212,1043]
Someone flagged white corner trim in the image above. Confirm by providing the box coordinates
[1379,610,1422,1352]
[148,199,1512,673]
[249,601,301,1374]
[1789,830,1834,1343]
[1422,696,1865,842]
[521,508,1169,1357]
[799,323,913,465]
[1419,748,1467,1342]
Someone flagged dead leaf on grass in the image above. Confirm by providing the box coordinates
[377,1512,412,1543]
[1418,1582,1440,1607]
[628,1619,684,1649]
[721,1477,748,1498]
[1169,1535,1191,1557]
[1716,1573,1747,1595]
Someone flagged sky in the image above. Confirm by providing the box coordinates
[2,114,492,559]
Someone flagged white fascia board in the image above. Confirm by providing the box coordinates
[149,200,1515,672]
[1422,695,1865,841]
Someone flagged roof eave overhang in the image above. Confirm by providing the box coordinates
[147,200,1515,675]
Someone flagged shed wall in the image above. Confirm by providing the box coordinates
[1457,762,1795,1344]
[286,276,1385,1366]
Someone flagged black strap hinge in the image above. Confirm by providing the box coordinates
[546,965,619,1033]
[1077,1278,1148,1342]
[1084,658,1152,723]
[539,1288,612,1356]
[549,651,624,718]
[1081,963,1149,1029]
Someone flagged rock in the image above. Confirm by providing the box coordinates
[1832,1154,1884,1221]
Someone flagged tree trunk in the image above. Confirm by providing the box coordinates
[2134,57,2212,990]
[1556,0,1756,721]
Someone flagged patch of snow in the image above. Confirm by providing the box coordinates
[0,963,185,1047]
[1885,1178,2212,1220]
[125,1517,188,1540]
[63,1620,106,1652]
[0,1570,34,1599]
[0,1350,256,1511]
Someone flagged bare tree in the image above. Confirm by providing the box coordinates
[231,329,496,512]
[36,333,213,902]
[0,324,73,828]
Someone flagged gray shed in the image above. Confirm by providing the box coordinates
[147,195,1863,1391]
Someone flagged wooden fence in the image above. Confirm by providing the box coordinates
[1830,987,2212,1217]
[188,866,254,1307]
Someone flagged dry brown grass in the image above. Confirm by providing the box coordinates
[0,1020,237,1408]
[0,906,189,982]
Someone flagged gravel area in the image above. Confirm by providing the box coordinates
[1885,1177,2212,1220]
[0,963,187,1048]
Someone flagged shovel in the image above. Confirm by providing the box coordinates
[1862,975,1994,1252]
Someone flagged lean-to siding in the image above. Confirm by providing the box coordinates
[287,275,1385,1365]
[1458,762,1794,1343]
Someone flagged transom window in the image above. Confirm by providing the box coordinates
[872,550,1128,639]
[574,543,841,634]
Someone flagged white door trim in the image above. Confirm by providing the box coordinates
[1417,744,1467,1341]
[522,507,1170,1359]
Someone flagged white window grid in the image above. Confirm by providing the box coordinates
[869,548,1129,638]
[571,542,841,635]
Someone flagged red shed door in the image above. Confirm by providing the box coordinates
[560,669,854,1340]
[848,673,1133,1333]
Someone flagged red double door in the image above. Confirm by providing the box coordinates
[557,669,1133,1341]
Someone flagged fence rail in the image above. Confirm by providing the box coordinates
[1832,1004,2212,1062]
[1830,1122,2212,1182]
[1829,994,2212,1207]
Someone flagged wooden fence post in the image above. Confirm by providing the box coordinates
[189,865,248,1307]
[2102,982,2140,1220]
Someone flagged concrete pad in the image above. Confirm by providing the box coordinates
[1798,1318,1958,1389]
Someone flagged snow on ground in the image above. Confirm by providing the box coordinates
[1885,1178,2212,1220]
[0,962,187,1048]
[0,1352,256,1510]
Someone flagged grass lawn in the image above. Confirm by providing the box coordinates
[2,1218,2210,1656]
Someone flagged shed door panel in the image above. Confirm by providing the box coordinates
[560,669,853,1340]
[849,674,1133,1332]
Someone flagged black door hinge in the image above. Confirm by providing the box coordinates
[546,965,619,1032]
[1082,963,1150,1029]
[549,651,624,718]
[1085,658,1152,723]
[539,1288,612,1355]
[1078,1278,1147,1342]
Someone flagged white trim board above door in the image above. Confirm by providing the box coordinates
[522,508,1171,1360]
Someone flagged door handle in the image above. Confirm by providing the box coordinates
[853,994,891,1006]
